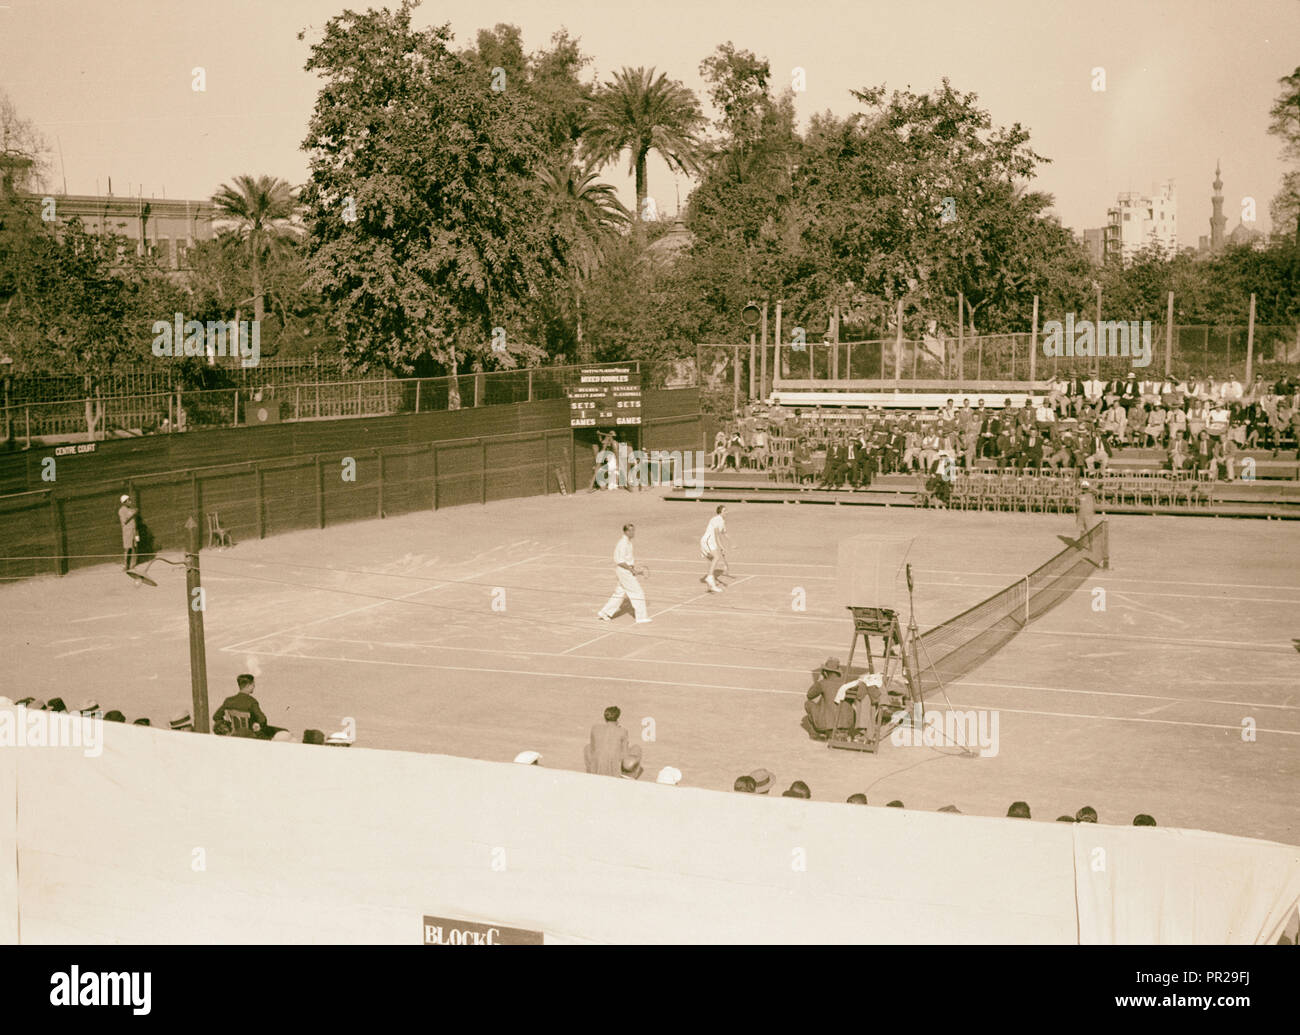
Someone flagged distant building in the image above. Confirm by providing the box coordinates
[1106,181,1177,262]
[1082,227,1106,265]
[24,191,216,272]
[1196,162,1265,254]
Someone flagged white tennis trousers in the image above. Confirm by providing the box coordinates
[599,567,647,620]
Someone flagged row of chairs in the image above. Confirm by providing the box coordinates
[949,470,1081,512]
[1093,470,1216,508]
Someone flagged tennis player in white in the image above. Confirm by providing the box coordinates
[700,505,728,592]
[598,523,651,623]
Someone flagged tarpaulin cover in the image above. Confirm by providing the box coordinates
[0,709,1294,944]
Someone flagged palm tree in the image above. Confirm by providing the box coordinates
[581,67,705,226]
[211,174,300,324]
[538,157,630,357]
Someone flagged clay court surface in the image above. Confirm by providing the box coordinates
[2,492,1297,845]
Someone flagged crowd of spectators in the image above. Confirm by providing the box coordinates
[709,371,1300,486]
[3,674,353,746]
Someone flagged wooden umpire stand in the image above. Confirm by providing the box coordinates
[826,537,920,753]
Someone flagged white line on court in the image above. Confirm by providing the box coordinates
[260,635,1300,712]
[538,552,1300,593]
[221,545,545,652]
[231,643,1300,732]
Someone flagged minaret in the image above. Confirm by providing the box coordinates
[1209,160,1226,252]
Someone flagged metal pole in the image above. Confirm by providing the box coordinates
[732,345,740,413]
[184,516,211,734]
[759,302,769,400]
[1165,293,1174,378]
[1095,283,1102,378]
[1245,293,1256,382]
[958,293,964,382]
[749,332,756,400]
[774,302,783,388]
[893,298,904,382]
[1029,295,1039,384]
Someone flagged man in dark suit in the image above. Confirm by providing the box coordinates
[978,408,1001,460]
[584,705,629,777]
[212,673,283,739]
[803,658,857,738]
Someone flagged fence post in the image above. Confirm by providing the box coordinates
[316,455,325,528]
[480,440,488,504]
[25,403,31,448]
[1029,296,1038,384]
[415,379,421,414]
[958,293,964,382]
[376,448,385,519]
[977,338,983,380]
[1245,294,1256,383]
[527,370,533,403]
[233,389,239,427]
[255,463,265,539]
[431,444,439,510]
[357,381,362,416]
[1011,334,1017,380]
[893,299,904,382]
[50,494,67,576]
[1165,294,1174,378]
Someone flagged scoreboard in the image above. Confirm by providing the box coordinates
[568,366,642,428]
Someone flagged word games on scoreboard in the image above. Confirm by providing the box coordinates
[568,366,643,428]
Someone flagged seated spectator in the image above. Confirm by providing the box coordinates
[803,657,857,738]
[1056,815,1075,822]
[1075,806,1098,823]
[302,729,325,745]
[104,710,125,723]
[77,698,100,717]
[886,800,904,808]
[212,673,282,739]
[748,769,773,794]
[655,767,682,786]
[132,718,150,726]
[1133,814,1157,826]
[584,705,628,776]
[1007,801,1031,819]
[847,793,868,804]
[513,750,542,765]
[783,781,811,799]
[709,430,728,470]
[733,776,757,793]
[169,709,193,731]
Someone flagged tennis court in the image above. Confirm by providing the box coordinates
[2,491,1297,844]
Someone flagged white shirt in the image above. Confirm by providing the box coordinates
[614,535,635,568]
[701,514,726,552]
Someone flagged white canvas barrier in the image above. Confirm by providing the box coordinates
[0,709,1295,944]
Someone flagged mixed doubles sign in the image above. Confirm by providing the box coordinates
[568,366,642,428]
[422,914,544,946]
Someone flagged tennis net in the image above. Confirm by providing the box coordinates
[911,521,1109,697]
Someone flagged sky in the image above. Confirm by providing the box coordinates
[1,0,1297,247]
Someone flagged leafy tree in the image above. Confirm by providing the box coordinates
[211,174,301,325]
[582,67,705,223]
[298,0,564,375]
[537,155,630,358]
[1267,66,1300,243]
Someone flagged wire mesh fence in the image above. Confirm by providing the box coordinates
[1,361,690,443]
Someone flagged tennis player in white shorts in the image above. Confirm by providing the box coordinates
[700,505,728,592]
